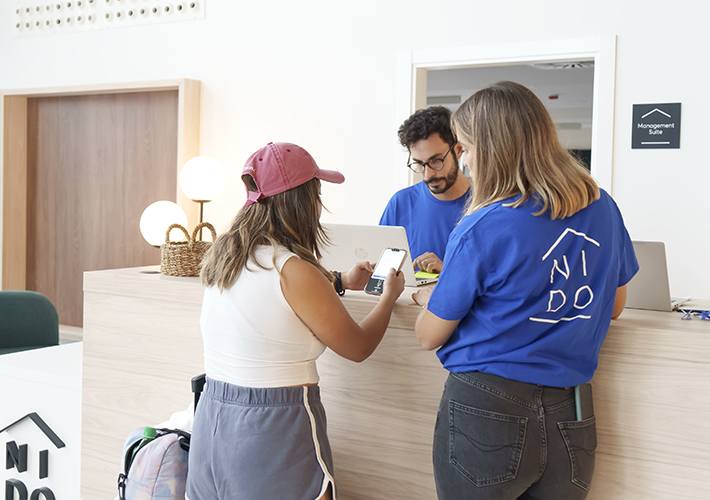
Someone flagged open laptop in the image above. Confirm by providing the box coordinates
[625,241,690,312]
[320,223,438,287]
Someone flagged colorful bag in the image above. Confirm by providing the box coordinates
[117,427,190,500]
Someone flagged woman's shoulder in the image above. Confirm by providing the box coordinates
[581,188,622,218]
[250,244,300,270]
[591,188,613,205]
[456,199,513,233]
[449,197,535,253]
[280,252,327,288]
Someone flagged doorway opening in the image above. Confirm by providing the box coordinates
[426,61,594,173]
[396,36,617,193]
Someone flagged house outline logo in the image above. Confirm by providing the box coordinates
[530,228,600,324]
[641,108,671,120]
[1,413,66,450]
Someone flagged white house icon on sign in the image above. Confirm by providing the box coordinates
[641,108,671,119]
[530,228,600,324]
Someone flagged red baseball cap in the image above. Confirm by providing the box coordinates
[241,142,345,207]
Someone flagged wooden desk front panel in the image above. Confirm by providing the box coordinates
[589,311,710,500]
[81,268,710,500]
[319,324,447,499]
[81,269,204,500]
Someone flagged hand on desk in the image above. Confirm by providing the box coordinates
[413,252,443,274]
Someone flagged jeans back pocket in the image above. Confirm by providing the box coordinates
[449,401,528,487]
[557,417,597,490]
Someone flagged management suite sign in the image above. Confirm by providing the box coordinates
[632,103,682,149]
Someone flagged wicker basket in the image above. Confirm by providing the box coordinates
[160,222,217,277]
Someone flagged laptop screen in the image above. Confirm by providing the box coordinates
[625,241,682,312]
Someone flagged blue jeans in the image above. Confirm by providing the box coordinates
[433,372,596,500]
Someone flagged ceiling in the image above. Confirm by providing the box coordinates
[426,62,595,129]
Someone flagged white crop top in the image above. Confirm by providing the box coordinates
[200,245,326,388]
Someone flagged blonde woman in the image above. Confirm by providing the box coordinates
[413,81,638,500]
[186,142,405,500]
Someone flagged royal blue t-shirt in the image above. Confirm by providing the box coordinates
[379,181,468,265]
[427,190,638,387]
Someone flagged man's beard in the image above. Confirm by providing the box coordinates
[424,163,459,195]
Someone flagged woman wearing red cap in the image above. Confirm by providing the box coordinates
[186,142,405,500]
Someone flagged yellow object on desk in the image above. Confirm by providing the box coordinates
[415,271,439,280]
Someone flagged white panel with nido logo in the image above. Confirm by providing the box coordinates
[1,343,82,500]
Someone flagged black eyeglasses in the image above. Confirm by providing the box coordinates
[407,146,454,174]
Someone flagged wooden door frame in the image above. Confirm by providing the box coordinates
[1,79,200,290]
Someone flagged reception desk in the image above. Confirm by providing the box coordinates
[81,267,710,500]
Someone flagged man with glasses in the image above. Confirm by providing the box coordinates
[380,106,471,274]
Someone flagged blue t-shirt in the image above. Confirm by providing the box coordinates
[379,181,468,265]
[427,189,638,387]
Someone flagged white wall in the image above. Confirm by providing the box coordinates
[557,126,592,150]
[1,0,708,298]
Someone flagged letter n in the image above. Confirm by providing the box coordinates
[5,441,27,473]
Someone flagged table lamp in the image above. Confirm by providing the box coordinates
[139,200,189,247]
[179,156,225,240]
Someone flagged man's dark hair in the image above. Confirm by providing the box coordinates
[397,106,456,149]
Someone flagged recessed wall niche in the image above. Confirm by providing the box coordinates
[12,0,205,36]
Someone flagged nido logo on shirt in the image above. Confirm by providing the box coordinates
[530,228,600,324]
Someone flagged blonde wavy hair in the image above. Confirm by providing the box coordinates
[452,80,599,219]
[200,177,332,291]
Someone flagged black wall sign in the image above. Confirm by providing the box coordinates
[632,103,681,149]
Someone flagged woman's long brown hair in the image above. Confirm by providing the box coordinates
[200,177,332,291]
[452,81,599,219]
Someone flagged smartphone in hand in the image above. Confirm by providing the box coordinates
[364,248,407,295]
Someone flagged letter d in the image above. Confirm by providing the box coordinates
[5,479,28,500]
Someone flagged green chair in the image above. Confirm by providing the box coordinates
[0,291,59,355]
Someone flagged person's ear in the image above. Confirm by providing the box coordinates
[454,142,463,158]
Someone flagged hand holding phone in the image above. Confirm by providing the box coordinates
[364,248,407,295]
[342,261,376,291]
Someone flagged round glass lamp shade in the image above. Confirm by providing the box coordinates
[179,156,226,202]
[139,201,189,247]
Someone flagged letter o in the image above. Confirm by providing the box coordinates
[30,487,56,500]
[574,285,594,309]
